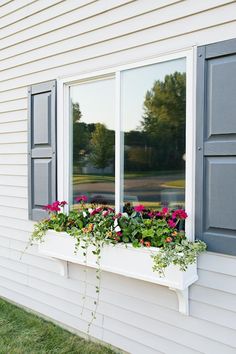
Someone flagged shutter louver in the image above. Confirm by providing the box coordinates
[28,80,57,221]
[196,39,236,255]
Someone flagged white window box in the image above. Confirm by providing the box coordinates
[38,230,198,315]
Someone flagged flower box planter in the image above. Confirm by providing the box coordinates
[38,230,198,315]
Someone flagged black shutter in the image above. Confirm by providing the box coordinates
[196,39,236,255]
[28,80,57,221]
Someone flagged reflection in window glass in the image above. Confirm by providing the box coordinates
[70,78,115,208]
[121,58,186,210]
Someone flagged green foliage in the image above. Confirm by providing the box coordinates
[152,240,207,276]
[31,202,206,331]
[32,203,206,276]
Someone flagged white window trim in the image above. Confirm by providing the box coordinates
[57,48,196,241]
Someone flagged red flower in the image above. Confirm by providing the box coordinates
[134,204,145,213]
[43,201,61,212]
[75,195,88,203]
[116,231,122,237]
[51,201,61,212]
[90,209,97,215]
[60,201,67,206]
[144,241,151,247]
[172,209,188,220]
[168,219,176,228]
[157,207,169,217]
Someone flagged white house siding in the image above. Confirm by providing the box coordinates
[0,1,236,353]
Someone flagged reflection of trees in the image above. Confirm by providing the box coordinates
[89,123,114,172]
[73,71,186,175]
[72,103,114,174]
[125,71,186,172]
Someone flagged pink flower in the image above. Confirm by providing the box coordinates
[114,212,122,219]
[172,209,188,220]
[90,209,97,215]
[75,195,88,203]
[157,207,169,217]
[148,212,155,218]
[60,201,67,206]
[43,201,61,212]
[102,211,109,217]
[116,231,122,237]
[134,204,145,213]
[51,201,61,212]
[108,207,115,212]
[168,219,176,228]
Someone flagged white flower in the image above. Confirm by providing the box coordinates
[115,226,121,232]
[83,211,87,217]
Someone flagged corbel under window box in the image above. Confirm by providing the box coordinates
[38,230,198,315]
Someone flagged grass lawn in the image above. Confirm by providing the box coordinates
[0,298,117,354]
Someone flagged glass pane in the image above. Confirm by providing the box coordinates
[70,78,115,208]
[121,58,186,210]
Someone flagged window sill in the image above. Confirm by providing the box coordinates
[38,230,198,315]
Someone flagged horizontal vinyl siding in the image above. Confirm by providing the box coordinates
[0,1,236,353]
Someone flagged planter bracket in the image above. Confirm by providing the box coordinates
[169,287,189,315]
[52,258,68,278]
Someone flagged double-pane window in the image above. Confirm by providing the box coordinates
[70,58,186,211]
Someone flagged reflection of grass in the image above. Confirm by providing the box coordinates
[73,170,184,184]
[125,170,183,179]
[131,201,185,209]
[161,179,185,188]
[73,175,114,184]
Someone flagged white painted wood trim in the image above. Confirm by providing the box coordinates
[115,71,122,213]
[185,47,196,241]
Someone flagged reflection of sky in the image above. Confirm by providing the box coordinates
[70,78,115,130]
[70,58,185,132]
[121,58,186,132]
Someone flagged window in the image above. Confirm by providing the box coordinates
[58,50,194,237]
[70,78,115,207]
[121,59,186,210]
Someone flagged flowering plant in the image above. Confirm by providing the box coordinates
[31,198,206,332]
[32,198,206,274]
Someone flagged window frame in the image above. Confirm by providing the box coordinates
[57,48,196,240]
